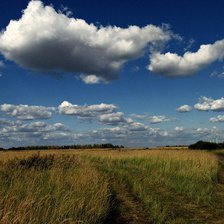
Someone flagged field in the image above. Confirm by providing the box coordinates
[0,148,224,224]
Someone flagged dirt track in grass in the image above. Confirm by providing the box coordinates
[104,179,149,224]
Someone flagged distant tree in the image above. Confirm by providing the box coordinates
[189,140,223,150]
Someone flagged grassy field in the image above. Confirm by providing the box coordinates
[0,154,109,224]
[0,148,224,223]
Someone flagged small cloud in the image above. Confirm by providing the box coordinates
[0,73,2,78]
[176,105,192,113]
[194,96,224,112]
[80,75,104,84]
[99,112,126,125]
[58,101,117,118]
[210,115,224,123]
[174,126,184,131]
[149,115,171,124]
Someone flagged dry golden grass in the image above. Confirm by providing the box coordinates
[0,154,110,224]
[0,148,223,223]
[0,147,209,160]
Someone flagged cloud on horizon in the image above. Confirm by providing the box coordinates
[0,111,223,148]
[1,99,224,148]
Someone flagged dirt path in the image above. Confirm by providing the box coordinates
[217,154,224,184]
[104,179,149,224]
[96,154,224,224]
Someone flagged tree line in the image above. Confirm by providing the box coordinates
[0,143,124,151]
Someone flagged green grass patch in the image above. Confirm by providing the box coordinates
[88,150,223,223]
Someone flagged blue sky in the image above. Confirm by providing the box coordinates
[0,0,223,148]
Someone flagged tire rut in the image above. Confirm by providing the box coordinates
[104,179,149,224]
[217,154,224,184]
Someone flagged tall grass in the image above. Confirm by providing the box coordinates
[0,149,223,223]
[88,150,221,223]
[0,154,110,224]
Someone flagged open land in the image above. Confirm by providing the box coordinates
[0,148,224,224]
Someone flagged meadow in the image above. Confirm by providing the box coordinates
[0,148,224,223]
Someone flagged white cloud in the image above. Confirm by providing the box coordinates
[174,126,184,132]
[58,101,117,118]
[176,105,192,113]
[0,103,54,120]
[98,111,149,129]
[91,127,127,141]
[1,120,68,135]
[127,122,148,132]
[148,127,170,138]
[99,112,126,125]
[58,101,148,128]
[149,115,170,124]
[1,100,224,148]
[1,116,224,148]
[148,39,224,76]
[0,0,171,83]
[2,121,45,133]
[210,115,224,123]
[194,96,224,111]
[80,75,103,84]
[0,119,73,148]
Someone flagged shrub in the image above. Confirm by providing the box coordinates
[19,154,54,170]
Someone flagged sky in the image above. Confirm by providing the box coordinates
[0,0,224,148]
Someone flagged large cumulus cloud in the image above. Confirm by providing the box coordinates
[0,0,171,83]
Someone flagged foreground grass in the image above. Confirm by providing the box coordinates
[0,154,110,224]
[0,149,224,223]
[88,150,223,223]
